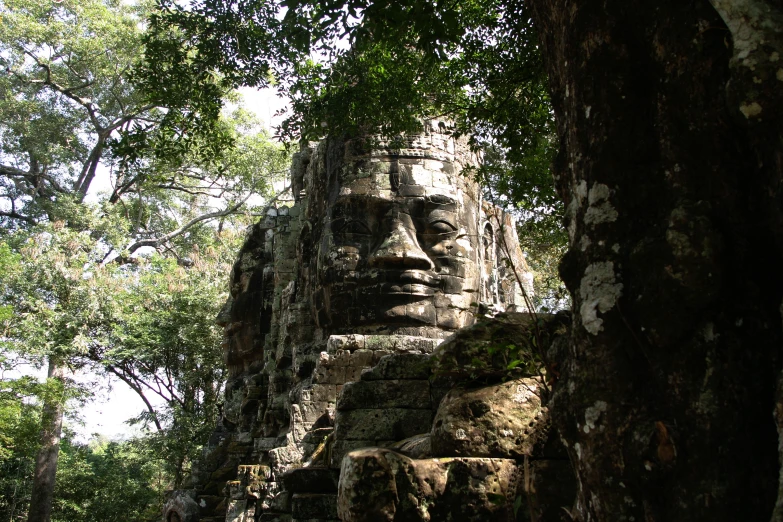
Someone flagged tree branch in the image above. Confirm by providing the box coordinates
[124,192,258,255]
[104,365,163,431]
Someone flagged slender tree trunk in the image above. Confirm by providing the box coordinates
[527,0,783,520]
[27,359,66,522]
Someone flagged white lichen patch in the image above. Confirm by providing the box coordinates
[513,383,537,403]
[583,400,608,433]
[710,0,783,69]
[580,235,592,251]
[584,183,619,226]
[575,180,588,202]
[739,101,763,118]
[588,183,611,206]
[579,262,623,335]
[565,180,590,241]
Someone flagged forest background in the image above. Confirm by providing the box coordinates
[0,0,566,520]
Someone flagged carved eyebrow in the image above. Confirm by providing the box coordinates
[425,195,457,207]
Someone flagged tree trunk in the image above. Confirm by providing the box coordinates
[27,359,66,522]
[527,0,783,520]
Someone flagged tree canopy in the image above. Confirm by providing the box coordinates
[142,0,566,308]
[0,0,291,518]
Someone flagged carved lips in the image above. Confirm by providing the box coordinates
[381,269,440,296]
[350,269,441,298]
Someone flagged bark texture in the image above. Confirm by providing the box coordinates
[27,359,65,522]
[528,0,783,520]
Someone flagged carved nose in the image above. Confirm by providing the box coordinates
[369,219,435,270]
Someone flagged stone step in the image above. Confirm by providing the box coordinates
[337,379,431,410]
[291,493,338,520]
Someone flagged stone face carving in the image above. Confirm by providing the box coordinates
[186,123,539,522]
[309,138,483,333]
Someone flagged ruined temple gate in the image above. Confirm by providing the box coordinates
[163,122,572,522]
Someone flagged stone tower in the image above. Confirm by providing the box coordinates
[165,122,544,522]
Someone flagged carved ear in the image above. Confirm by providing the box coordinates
[483,223,495,267]
[479,223,498,309]
[390,159,401,192]
[389,159,414,192]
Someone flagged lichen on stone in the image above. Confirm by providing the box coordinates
[579,262,623,335]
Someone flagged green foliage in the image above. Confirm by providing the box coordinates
[0,410,165,522]
[101,243,240,485]
[0,0,290,514]
[0,216,245,487]
[0,378,42,521]
[52,436,164,522]
[0,0,152,223]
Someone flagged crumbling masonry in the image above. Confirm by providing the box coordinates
[164,123,574,522]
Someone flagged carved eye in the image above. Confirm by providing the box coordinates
[426,219,457,235]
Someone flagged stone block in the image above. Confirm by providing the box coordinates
[431,377,547,459]
[360,353,433,381]
[342,365,364,383]
[338,449,520,522]
[337,380,431,410]
[348,349,374,368]
[269,445,305,475]
[326,335,365,352]
[362,334,440,353]
[330,349,351,367]
[311,384,337,403]
[291,493,339,520]
[371,349,394,364]
[334,408,433,441]
[300,401,334,427]
[225,499,254,522]
[330,440,396,469]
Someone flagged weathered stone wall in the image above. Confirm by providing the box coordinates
[165,123,550,522]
